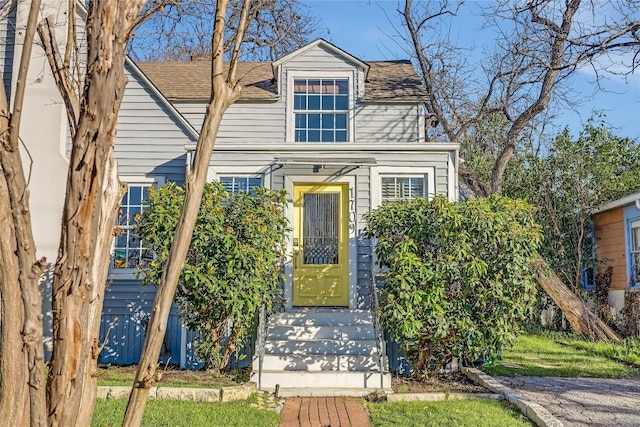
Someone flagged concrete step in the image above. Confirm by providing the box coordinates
[266,325,376,341]
[266,388,386,397]
[251,370,391,390]
[264,339,377,356]
[254,354,384,371]
[268,309,372,327]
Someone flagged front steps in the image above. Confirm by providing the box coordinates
[251,308,391,395]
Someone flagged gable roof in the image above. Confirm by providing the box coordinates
[137,59,428,103]
[125,58,200,140]
[272,38,370,74]
[593,190,640,214]
[138,61,277,101]
[363,60,428,102]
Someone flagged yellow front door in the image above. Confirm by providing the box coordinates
[293,183,349,306]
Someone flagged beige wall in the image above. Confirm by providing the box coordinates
[12,1,70,261]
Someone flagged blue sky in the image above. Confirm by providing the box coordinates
[303,0,640,141]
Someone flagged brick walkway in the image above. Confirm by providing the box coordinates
[280,397,370,427]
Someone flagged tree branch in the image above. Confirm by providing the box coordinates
[37,15,81,138]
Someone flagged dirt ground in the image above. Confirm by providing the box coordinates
[391,372,487,393]
[99,365,487,394]
[97,365,250,388]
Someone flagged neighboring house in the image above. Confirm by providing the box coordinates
[2,1,459,392]
[592,191,640,313]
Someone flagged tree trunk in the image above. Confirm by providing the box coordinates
[45,1,142,425]
[0,1,47,425]
[123,1,251,425]
[533,256,620,341]
[0,170,30,427]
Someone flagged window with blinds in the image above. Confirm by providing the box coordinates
[220,176,262,195]
[381,177,425,202]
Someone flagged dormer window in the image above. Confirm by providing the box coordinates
[290,76,351,142]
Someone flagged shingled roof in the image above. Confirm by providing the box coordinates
[137,60,427,103]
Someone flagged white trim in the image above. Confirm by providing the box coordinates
[185,143,460,152]
[448,152,456,202]
[417,104,425,143]
[370,166,437,210]
[593,191,640,214]
[285,71,356,143]
[118,175,160,184]
[125,58,200,142]
[625,209,640,289]
[283,175,358,310]
[272,39,370,75]
[109,177,164,280]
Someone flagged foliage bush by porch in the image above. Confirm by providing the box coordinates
[365,195,542,376]
[136,182,288,370]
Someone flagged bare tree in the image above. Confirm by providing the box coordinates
[39,1,154,424]
[128,0,322,61]
[401,0,639,339]
[0,1,47,425]
[122,0,254,425]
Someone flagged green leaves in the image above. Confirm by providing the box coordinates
[136,183,289,370]
[364,194,541,376]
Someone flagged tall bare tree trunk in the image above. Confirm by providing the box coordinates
[45,1,145,426]
[0,161,30,427]
[533,257,619,341]
[0,1,47,425]
[123,1,251,425]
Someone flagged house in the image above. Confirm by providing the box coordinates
[1,1,459,393]
[592,191,640,312]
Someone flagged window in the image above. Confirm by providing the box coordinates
[293,78,349,142]
[581,223,596,290]
[631,219,640,287]
[381,177,425,202]
[220,176,262,195]
[113,184,152,269]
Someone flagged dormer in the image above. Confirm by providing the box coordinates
[272,39,369,143]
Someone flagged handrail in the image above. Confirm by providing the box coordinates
[256,303,267,390]
[370,262,386,389]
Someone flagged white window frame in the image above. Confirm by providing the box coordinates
[218,174,264,195]
[371,166,436,210]
[286,70,355,143]
[380,176,426,203]
[629,217,640,289]
[110,176,164,279]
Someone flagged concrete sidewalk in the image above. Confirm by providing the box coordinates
[498,376,640,427]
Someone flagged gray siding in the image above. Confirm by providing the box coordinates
[283,45,362,71]
[99,280,183,365]
[355,104,421,143]
[113,62,196,183]
[0,5,16,101]
[174,45,422,145]
[376,152,450,196]
[175,100,285,144]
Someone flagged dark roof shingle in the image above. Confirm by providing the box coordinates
[137,60,427,102]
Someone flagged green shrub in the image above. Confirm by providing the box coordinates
[365,195,542,376]
[137,182,288,370]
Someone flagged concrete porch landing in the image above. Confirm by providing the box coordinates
[280,396,371,427]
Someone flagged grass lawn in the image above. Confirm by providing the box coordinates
[559,336,640,367]
[92,398,279,427]
[368,400,532,427]
[484,333,640,378]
